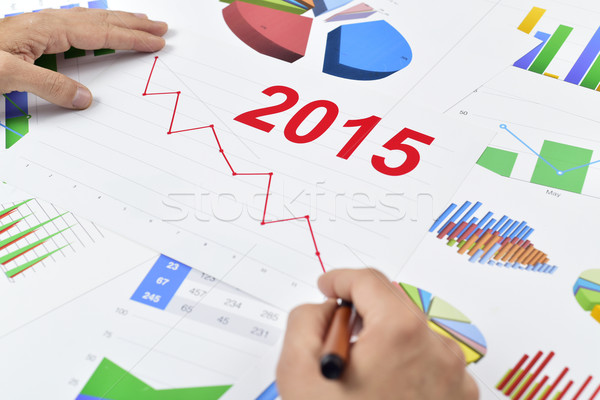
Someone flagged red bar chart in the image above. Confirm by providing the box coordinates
[497,351,598,400]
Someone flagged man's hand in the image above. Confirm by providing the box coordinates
[0,8,168,109]
[277,268,479,400]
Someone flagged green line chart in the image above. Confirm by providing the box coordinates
[77,358,231,400]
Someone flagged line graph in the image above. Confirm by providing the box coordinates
[476,124,600,194]
[142,56,326,273]
[499,124,600,175]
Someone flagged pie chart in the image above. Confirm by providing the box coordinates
[573,269,600,324]
[396,282,487,364]
[220,0,413,80]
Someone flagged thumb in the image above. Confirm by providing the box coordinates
[9,55,93,110]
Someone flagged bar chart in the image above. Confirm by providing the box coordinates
[573,269,600,324]
[429,200,558,274]
[476,124,600,196]
[514,6,600,91]
[496,351,598,400]
[2,0,115,150]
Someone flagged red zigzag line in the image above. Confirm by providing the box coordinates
[142,56,326,273]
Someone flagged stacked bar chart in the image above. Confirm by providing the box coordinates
[2,0,114,149]
[573,269,600,324]
[514,6,600,91]
[429,201,558,274]
[77,358,231,400]
[396,282,487,364]
[496,351,598,400]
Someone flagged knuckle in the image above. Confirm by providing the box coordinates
[0,53,14,73]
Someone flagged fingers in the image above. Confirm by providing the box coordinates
[318,268,422,325]
[463,373,479,400]
[69,25,167,53]
[36,8,168,53]
[3,54,92,109]
[276,300,339,399]
[280,300,338,362]
[277,301,337,380]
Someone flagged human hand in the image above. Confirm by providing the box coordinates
[0,8,168,109]
[276,268,479,400]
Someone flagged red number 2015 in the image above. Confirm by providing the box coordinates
[234,86,434,177]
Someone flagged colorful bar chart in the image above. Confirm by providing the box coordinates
[573,269,600,324]
[514,6,600,92]
[496,351,598,400]
[429,200,558,274]
[76,358,231,400]
[396,282,487,364]
[2,1,115,149]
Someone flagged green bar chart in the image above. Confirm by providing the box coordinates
[528,25,573,74]
[530,140,593,194]
[477,147,518,177]
[477,125,600,197]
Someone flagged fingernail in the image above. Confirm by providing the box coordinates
[73,87,92,109]
[134,13,148,19]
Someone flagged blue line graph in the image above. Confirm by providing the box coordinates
[499,124,600,175]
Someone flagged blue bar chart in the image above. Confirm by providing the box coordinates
[514,6,600,91]
[430,201,558,274]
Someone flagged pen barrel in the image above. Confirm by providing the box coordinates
[320,302,353,379]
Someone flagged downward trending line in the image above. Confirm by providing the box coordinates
[142,56,326,273]
[499,124,600,175]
